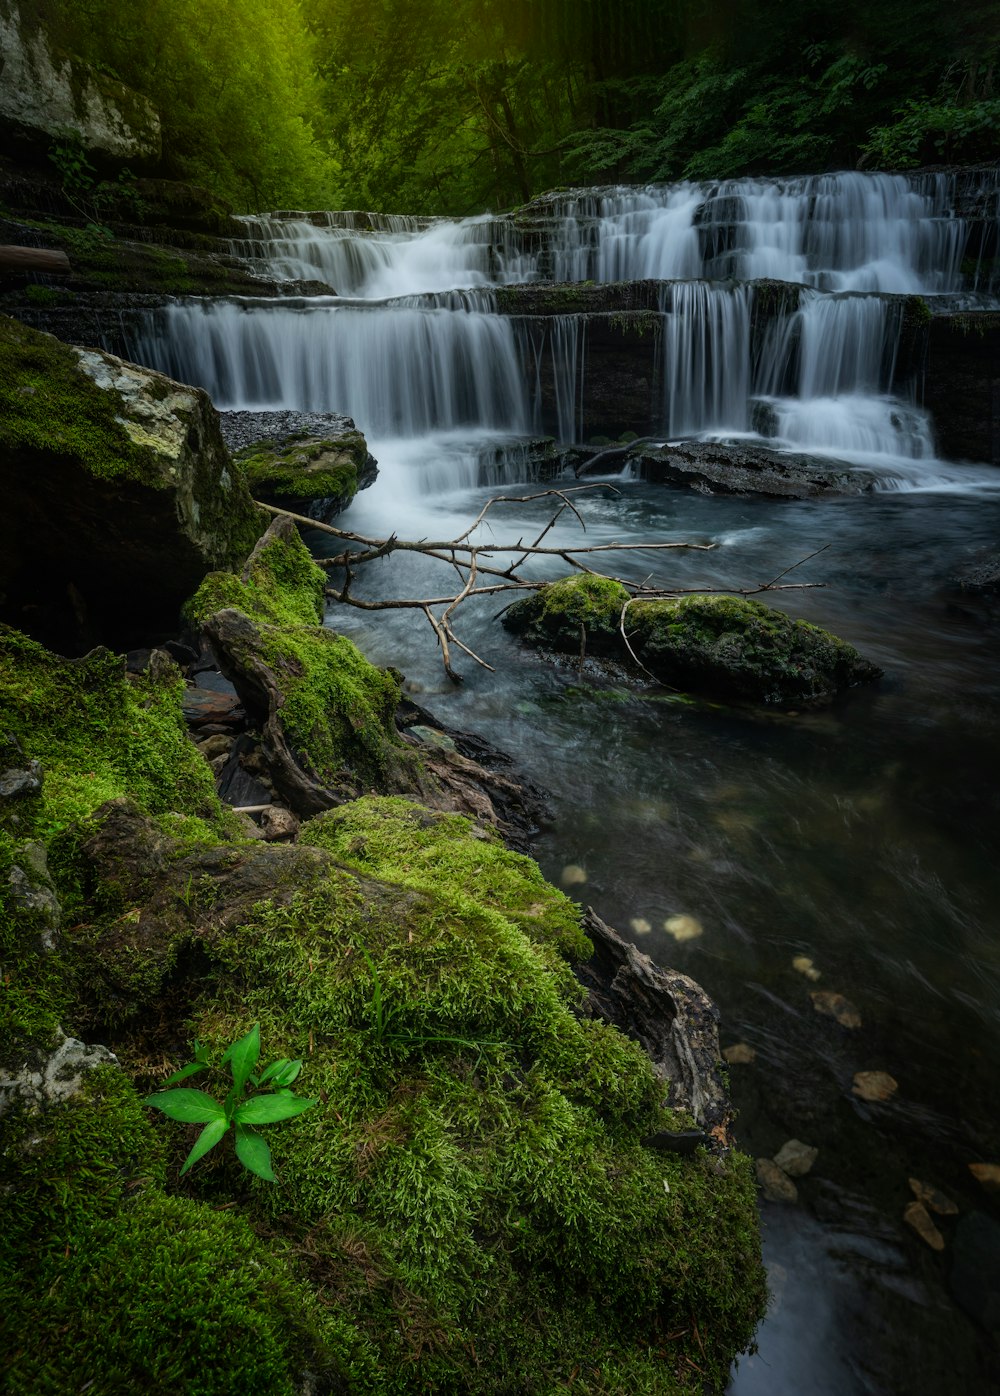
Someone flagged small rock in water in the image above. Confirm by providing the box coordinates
[904,1200,946,1251]
[755,1159,798,1204]
[664,914,703,942]
[629,916,653,935]
[810,990,862,1029]
[560,864,588,888]
[773,1139,819,1177]
[852,1070,898,1102]
[723,1042,756,1065]
[908,1179,958,1216]
[792,954,821,981]
[969,1162,1000,1193]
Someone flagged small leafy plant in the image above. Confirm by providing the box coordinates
[145,1025,317,1181]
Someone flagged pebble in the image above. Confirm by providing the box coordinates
[792,954,821,981]
[904,1200,946,1251]
[773,1139,819,1177]
[852,1070,898,1102]
[723,1042,756,1065]
[908,1179,958,1216]
[196,734,234,761]
[629,917,652,935]
[663,914,703,942]
[260,806,300,842]
[969,1162,1000,1193]
[810,990,862,1029]
[755,1158,798,1203]
[560,864,587,887]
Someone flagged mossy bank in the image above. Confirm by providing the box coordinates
[1,558,767,1395]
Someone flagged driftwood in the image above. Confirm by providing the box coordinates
[577,907,733,1144]
[0,245,71,275]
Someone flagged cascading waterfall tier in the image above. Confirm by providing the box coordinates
[128,165,1000,490]
[231,169,995,299]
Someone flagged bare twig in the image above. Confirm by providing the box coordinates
[259,489,829,684]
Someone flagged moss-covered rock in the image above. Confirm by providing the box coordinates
[0,625,228,1054]
[0,793,765,1394]
[627,594,882,703]
[0,1063,342,1395]
[504,575,882,704]
[502,572,631,657]
[0,316,264,652]
[234,422,377,523]
[187,517,420,814]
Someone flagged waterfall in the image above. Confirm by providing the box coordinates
[232,169,984,298]
[660,283,752,436]
[136,299,530,436]
[125,165,1000,493]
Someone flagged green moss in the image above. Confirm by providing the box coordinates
[187,524,326,629]
[235,432,367,507]
[0,1067,343,1396]
[122,807,766,1391]
[505,578,880,704]
[0,626,226,1052]
[188,526,409,792]
[0,316,157,484]
[0,627,220,843]
[628,593,881,703]
[301,794,592,962]
[502,572,630,656]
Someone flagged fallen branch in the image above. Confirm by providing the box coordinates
[257,493,827,684]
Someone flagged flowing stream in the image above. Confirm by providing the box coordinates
[129,170,1000,1393]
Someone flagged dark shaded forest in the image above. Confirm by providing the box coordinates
[18,0,1000,215]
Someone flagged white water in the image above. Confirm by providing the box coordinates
[129,166,1000,493]
[232,170,984,300]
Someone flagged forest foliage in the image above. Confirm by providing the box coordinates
[18,0,1000,213]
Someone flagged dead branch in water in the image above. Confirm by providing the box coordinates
[256,491,827,683]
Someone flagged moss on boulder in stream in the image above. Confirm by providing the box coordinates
[504,574,882,704]
[235,427,372,517]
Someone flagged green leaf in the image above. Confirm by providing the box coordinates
[235,1124,277,1181]
[144,1088,227,1124]
[180,1117,230,1175]
[256,1058,301,1088]
[234,1093,318,1125]
[221,1024,261,1098]
[162,1061,207,1086]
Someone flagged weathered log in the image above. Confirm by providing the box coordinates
[577,907,733,1143]
[0,245,71,275]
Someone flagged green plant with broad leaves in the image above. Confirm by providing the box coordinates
[145,1025,318,1181]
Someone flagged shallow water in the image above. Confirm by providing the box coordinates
[321,444,1000,1393]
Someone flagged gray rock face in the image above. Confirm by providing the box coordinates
[0,1029,118,1117]
[626,441,880,498]
[0,5,160,163]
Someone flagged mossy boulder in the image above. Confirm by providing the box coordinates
[504,575,881,704]
[0,317,265,653]
[232,417,378,524]
[502,573,631,657]
[627,594,882,703]
[187,517,421,814]
[0,791,765,1394]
